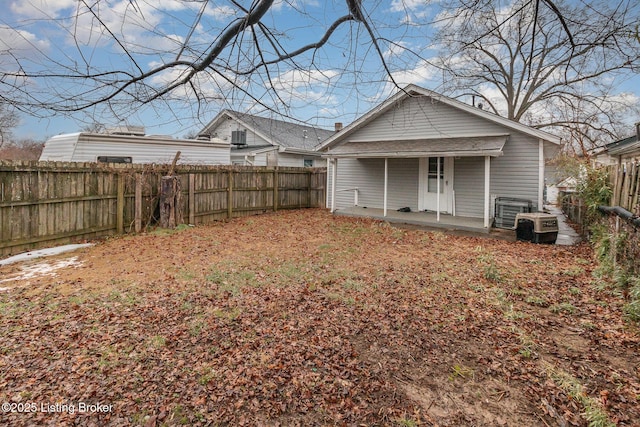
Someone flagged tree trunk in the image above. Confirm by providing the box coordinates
[160,175,181,228]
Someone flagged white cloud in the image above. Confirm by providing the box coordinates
[204,5,238,21]
[0,27,51,74]
[383,41,409,60]
[0,27,50,52]
[268,68,340,106]
[147,62,236,101]
[390,0,427,13]
[389,60,437,87]
[272,69,338,91]
[10,0,76,19]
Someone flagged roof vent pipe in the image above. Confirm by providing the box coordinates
[334,122,343,132]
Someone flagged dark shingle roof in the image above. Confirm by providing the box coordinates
[203,110,335,151]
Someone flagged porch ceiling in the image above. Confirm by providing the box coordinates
[325,135,508,158]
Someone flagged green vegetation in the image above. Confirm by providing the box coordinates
[545,363,615,427]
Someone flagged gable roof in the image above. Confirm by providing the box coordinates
[200,109,335,152]
[604,134,640,157]
[318,84,562,151]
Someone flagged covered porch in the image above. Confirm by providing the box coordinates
[333,206,489,233]
[326,135,511,230]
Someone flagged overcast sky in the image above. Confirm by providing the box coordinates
[2,0,639,141]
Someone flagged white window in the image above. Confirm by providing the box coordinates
[303,159,313,167]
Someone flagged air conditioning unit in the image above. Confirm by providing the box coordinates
[494,197,533,229]
[515,212,558,244]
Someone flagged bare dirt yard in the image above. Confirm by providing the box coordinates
[0,209,639,426]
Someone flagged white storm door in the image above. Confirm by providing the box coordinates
[419,157,453,213]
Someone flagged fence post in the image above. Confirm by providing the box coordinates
[134,173,142,233]
[116,173,125,234]
[227,169,233,219]
[307,170,312,208]
[273,168,279,212]
[189,173,195,225]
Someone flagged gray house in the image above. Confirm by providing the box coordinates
[199,110,335,167]
[318,85,562,231]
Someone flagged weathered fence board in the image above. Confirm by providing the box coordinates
[609,161,640,214]
[0,161,326,256]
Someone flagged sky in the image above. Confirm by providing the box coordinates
[1,0,639,142]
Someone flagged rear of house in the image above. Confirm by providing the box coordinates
[40,129,230,165]
[319,85,561,230]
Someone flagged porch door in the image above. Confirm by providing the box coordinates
[419,157,453,213]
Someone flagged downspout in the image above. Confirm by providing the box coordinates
[538,139,545,210]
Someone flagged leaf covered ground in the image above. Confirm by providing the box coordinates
[0,209,639,426]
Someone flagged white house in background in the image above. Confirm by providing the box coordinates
[318,85,562,231]
[39,126,230,165]
[198,110,335,167]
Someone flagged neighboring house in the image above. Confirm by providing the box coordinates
[39,127,230,165]
[590,122,640,165]
[318,84,562,230]
[198,110,335,167]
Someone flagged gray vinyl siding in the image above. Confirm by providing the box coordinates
[491,132,540,210]
[347,95,511,141]
[209,119,270,147]
[278,153,306,167]
[454,157,485,218]
[329,158,418,210]
[389,158,419,209]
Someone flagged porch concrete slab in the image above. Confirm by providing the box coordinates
[333,207,489,234]
[334,206,583,246]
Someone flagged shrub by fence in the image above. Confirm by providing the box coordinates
[0,160,326,256]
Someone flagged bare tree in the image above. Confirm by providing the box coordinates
[1,0,385,125]
[0,102,19,147]
[0,138,44,161]
[433,0,640,154]
[1,0,638,142]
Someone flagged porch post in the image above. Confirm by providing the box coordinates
[436,156,441,222]
[331,158,337,212]
[484,156,490,228]
[538,139,545,210]
[383,157,388,217]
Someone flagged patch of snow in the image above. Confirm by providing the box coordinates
[0,257,82,284]
[0,244,93,266]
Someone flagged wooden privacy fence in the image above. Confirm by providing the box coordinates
[0,161,326,256]
[609,161,640,215]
